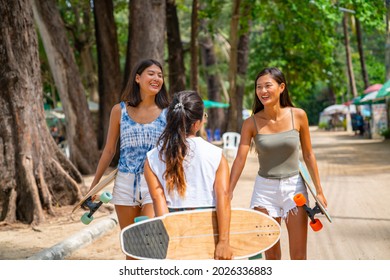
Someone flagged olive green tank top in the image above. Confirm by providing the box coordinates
[253,109,300,179]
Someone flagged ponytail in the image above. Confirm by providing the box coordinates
[158,91,204,197]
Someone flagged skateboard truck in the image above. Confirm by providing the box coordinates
[293,194,323,231]
[80,192,112,225]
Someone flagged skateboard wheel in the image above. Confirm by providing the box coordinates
[100,191,112,203]
[310,219,323,231]
[81,212,94,225]
[134,216,149,223]
[293,193,306,206]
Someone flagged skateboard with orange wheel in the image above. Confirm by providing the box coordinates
[295,161,332,231]
[294,193,325,231]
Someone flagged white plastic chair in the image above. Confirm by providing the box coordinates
[222,132,241,160]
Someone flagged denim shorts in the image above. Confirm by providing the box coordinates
[111,171,152,206]
[250,173,308,220]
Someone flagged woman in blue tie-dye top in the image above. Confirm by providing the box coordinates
[89,59,169,259]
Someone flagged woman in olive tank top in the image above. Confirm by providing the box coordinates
[229,67,327,260]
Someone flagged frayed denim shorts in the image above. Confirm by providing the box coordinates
[111,171,152,207]
[250,173,308,220]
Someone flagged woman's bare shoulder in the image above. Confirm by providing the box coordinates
[292,107,307,119]
[111,103,122,113]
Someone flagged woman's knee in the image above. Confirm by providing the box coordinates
[265,242,281,260]
[290,251,306,260]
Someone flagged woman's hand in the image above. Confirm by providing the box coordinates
[316,192,328,208]
[214,240,233,260]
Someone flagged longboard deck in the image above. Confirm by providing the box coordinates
[120,208,281,260]
[298,161,332,223]
[72,168,117,214]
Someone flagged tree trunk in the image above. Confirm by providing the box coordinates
[32,0,99,174]
[235,1,251,132]
[124,0,166,85]
[342,14,358,99]
[68,2,99,103]
[93,0,122,150]
[0,0,82,225]
[166,0,186,97]
[327,85,336,105]
[355,17,369,89]
[386,0,390,81]
[227,0,241,132]
[199,20,226,134]
[386,0,390,130]
[190,0,199,92]
[79,45,99,103]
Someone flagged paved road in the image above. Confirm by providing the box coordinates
[67,128,390,260]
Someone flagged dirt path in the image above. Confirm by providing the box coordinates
[1,128,389,260]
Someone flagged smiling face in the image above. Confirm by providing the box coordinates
[136,64,164,97]
[255,74,285,106]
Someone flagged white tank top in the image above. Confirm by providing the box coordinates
[147,137,222,208]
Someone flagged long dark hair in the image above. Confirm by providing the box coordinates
[120,59,169,109]
[157,90,204,197]
[252,67,294,114]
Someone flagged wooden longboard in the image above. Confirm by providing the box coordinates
[72,168,117,214]
[299,161,332,223]
[120,208,281,260]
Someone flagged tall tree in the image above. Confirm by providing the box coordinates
[199,20,225,133]
[385,0,390,130]
[235,0,251,131]
[355,17,369,88]
[93,0,122,149]
[342,13,358,98]
[124,0,166,85]
[226,0,241,132]
[386,0,390,81]
[190,0,199,92]
[32,0,99,174]
[0,0,82,225]
[62,1,99,103]
[166,0,186,96]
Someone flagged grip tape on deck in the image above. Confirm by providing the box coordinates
[122,220,169,259]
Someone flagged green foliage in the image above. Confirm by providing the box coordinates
[339,0,386,30]
[380,128,390,139]
[246,0,342,120]
[39,0,387,127]
[113,0,129,71]
[318,122,329,129]
[244,0,386,122]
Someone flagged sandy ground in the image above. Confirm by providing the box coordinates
[1,127,389,260]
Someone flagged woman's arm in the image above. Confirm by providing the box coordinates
[89,104,121,190]
[297,108,327,207]
[144,158,169,216]
[214,155,233,260]
[229,118,254,196]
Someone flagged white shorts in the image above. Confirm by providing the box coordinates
[111,171,152,206]
[250,173,308,219]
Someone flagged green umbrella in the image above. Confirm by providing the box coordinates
[377,80,390,99]
[358,91,380,105]
[352,95,365,105]
[203,99,230,109]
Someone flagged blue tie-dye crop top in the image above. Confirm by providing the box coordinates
[118,101,167,175]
